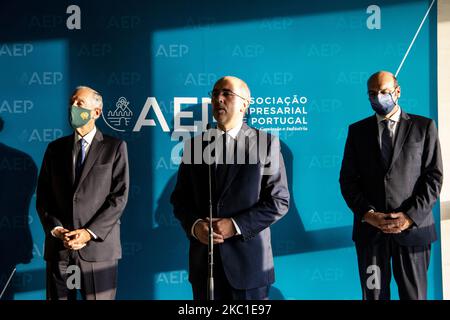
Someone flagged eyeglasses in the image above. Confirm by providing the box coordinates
[368,86,398,98]
[208,89,249,102]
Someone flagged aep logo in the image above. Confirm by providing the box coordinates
[102,96,212,133]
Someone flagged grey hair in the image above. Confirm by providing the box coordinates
[72,85,103,109]
[215,76,251,101]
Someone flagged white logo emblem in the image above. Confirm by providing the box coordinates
[102,97,133,132]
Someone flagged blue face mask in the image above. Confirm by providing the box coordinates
[369,90,398,116]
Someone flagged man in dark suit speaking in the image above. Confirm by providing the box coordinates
[171,76,290,300]
[339,71,443,300]
[36,86,129,300]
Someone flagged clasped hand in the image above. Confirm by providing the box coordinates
[54,228,92,250]
[363,211,413,233]
[194,218,237,245]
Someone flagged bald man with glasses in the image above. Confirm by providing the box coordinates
[339,71,443,300]
[171,76,290,300]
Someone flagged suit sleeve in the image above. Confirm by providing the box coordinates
[36,144,64,235]
[170,140,201,238]
[402,120,443,226]
[84,141,129,240]
[339,125,376,220]
[232,135,290,241]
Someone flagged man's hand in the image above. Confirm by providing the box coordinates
[53,227,69,240]
[194,220,224,245]
[63,229,92,250]
[380,212,414,233]
[212,218,236,240]
[67,243,87,250]
[363,211,413,234]
[363,211,393,231]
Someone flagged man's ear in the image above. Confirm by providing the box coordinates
[241,101,249,113]
[396,86,401,98]
[93,108,102,119]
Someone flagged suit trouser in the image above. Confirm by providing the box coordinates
[192,250,270,300]
[46,250,117,300]
[355,236,431,300]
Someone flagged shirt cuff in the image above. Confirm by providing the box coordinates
[50,226,64,237]
[86,228,98,240]
[362,209,375,223]
[191,219,203,239]
[231,218,241,235]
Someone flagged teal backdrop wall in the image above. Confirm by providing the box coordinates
[0,0,440,299]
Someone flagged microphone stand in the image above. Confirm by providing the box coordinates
[0,267,16,300]
[206,123,214,300]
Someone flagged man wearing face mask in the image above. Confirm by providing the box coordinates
[36,86,129,300]
[339,71,443,300]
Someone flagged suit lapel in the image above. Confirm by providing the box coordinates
[368,115,385,169]
[75,130,104,191]
[389,111,412,171]
[66,133,76,185]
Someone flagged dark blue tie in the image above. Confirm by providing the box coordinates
[75,138,87,183]
[215,133,229,192]
[381,119,393,168]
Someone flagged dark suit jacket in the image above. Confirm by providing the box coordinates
[339,111,443,247]
[36,130,129,262]
[170,123,290,290]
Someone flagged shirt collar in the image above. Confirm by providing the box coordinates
[217,122,243,140]
[376,105,402,124]
[74,126,97,146]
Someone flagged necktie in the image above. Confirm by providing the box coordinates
[215,133,229,192]
[381,119,394,168]
[75,138,88,183]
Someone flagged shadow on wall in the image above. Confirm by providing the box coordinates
[0,116,37,300]
[270,139,353,257]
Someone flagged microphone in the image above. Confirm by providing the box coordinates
[206,123,214,300]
